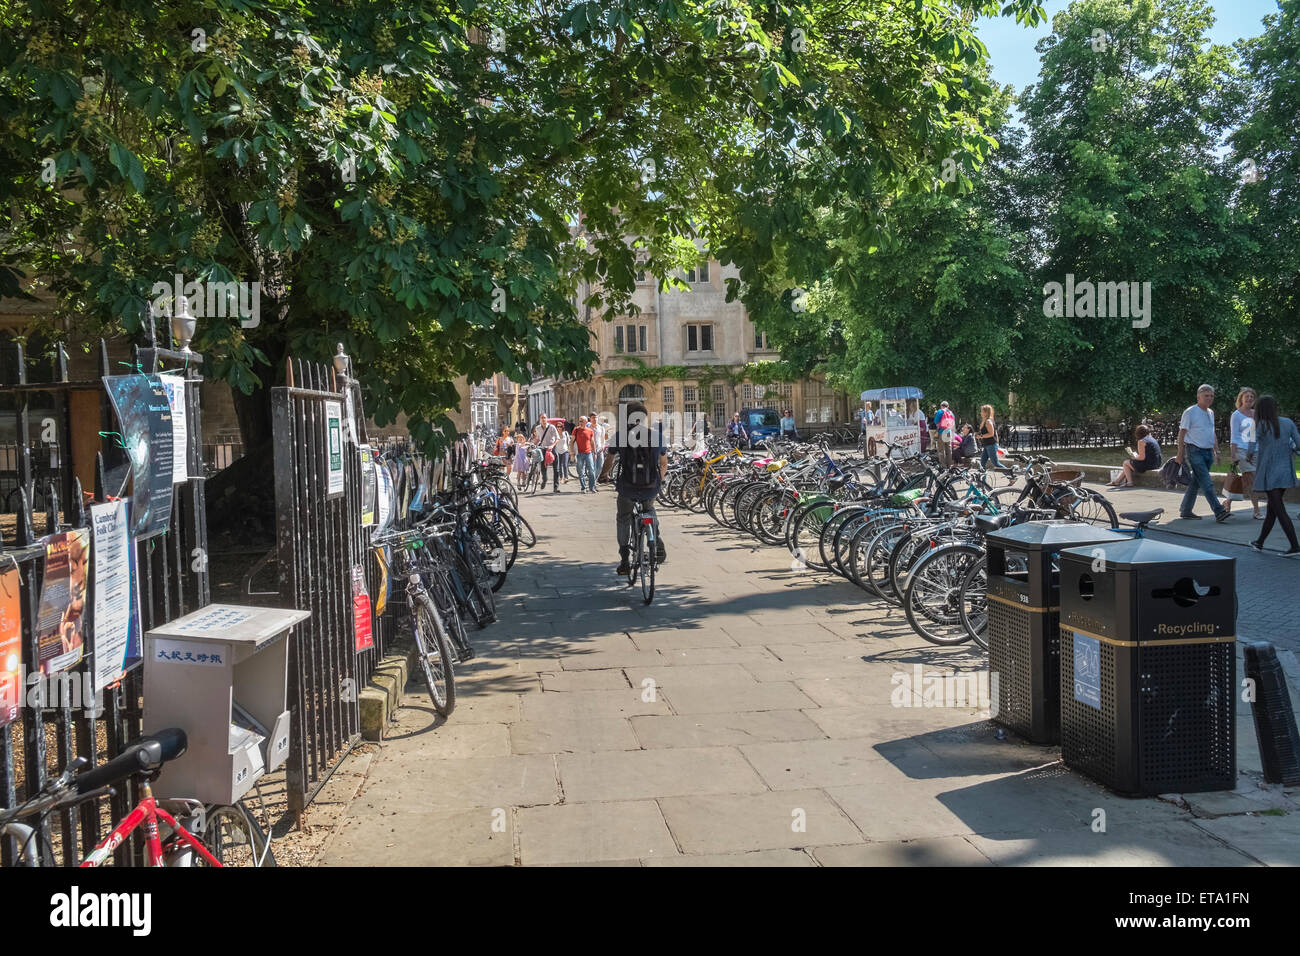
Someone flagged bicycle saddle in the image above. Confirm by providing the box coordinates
[1120,508,1164,526]
[974,514,1015,535]
[75,728,188,793]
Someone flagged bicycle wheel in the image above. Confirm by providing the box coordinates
[412,595,456,716]
[504,505,537,548]
[1064,489,1119,529]
[640,518,656,604]
[903,543,984,646]
[196,802,276,867]
[958,556,989,650]
[430,570,475,661]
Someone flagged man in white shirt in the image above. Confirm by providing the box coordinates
[1176,384,1228,522]
[592,414,608,486]
[537,417,562,493]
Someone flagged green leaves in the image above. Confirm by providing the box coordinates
[108,142,146,193]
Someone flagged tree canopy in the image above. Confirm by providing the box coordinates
[0,0,1044,446]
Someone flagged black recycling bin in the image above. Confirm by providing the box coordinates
[985,521,1127,744]
[1058,539,1235,795]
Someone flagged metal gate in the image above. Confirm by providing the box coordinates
[271,358,368,815]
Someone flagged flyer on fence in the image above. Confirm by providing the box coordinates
[376,461,393,529]
[351,565,373,652]
[102,373,174,538]
[325,400,344,497]
[159,373,189,485]
[0,568,21,727]
[90,500,142,694]
[359,445,376,526]
[36,529,90,676]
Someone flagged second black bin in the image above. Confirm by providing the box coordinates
[985,520,1127,744]
[1058,539,1236,795]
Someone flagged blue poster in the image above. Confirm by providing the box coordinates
[102,374,174,539]
[1073,632,1101,710]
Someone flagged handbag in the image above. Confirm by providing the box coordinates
[544,449,555,466]
[1223,464,1244,500]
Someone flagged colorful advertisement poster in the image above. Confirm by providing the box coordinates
[359,446,376,526]
[159,374,190,485]
[36,529,90,676]
[90,500,142,694]
[102,374,174,539]
[351,565,373,652]
[0,568,21,727]
[325,400,344,497]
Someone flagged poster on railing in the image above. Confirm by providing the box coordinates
[351,565,373,652]
[36,528,90,676]
[102,374,174,539]
[159,373,189,485]
[324,400,345,498]
[359,446,376,526]
[375,461,393,529]
[0,567,22,727]
[89,500,142,694]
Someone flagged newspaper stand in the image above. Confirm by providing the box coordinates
[143,604,310,804]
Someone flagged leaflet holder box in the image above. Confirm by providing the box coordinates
[143,604,311,805]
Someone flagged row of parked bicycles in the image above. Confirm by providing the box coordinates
[657,436,1161,649]
[0,458,534,868]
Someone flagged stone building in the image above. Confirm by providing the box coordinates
[536,255,853,437]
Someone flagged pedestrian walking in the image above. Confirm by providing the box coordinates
[573,416,597,493]
[933,401,955,467]
[1250,395,1300,556]
[512,429,529,487]
[1228,387,1262,519]
[1175,385,1229,522]
[556,423,572,484]
[976,405,1007,471]
[536,417,562,492]
[780,408,798,441]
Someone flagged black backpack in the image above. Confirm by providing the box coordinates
[623,424,660,489]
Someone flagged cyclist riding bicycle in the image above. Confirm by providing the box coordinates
[597,400,668,575]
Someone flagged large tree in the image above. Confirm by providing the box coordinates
[1229,0,1300,408]
[0,0,1043,449]
[1016,0,1252,420]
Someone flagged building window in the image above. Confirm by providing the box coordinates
[614,326,623,353]
[686,261,710,284]
[713,402,726,424]
[683,386,697,404]
[617,324,648,353]
[743,384,753,402]
[619,384,645,402]
[754,330,769,350]
[663,386,674,411]
[686,324,713,352]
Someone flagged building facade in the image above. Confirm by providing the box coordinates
[541,256,853,438]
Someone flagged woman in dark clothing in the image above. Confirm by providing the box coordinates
[1250,396,1300,556]
[1108,424,1162,487]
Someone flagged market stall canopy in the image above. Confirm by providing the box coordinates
[860,386,924,402]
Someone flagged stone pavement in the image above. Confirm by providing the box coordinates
[315,483,1300,867]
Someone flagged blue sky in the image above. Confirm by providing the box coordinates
[976,0,1281,94]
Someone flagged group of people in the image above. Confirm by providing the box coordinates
[491,413,612,494]
[923,401,1008,471]
[1167,385,1298,555]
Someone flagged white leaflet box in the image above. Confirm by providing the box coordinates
[143,604,310,805]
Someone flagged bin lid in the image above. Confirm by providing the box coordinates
[1058,538,1232,568]
[986,520,1128,550]
[146,604,312,647]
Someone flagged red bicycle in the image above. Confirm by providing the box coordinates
[0,728,274,867]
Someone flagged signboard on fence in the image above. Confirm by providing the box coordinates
[90,500,143,694]
[325,400,345,497]
[0,568,21,727]
[102,374,174,538]
[352,565,373,652]
[159,374,190,484]
[36,529,90,676]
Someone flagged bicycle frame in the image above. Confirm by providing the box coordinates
[80,783,220,867]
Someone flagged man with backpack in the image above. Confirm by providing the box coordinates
[932,401,955,467]
[597,400,668,575]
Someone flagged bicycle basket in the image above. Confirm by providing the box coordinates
[1048,470,1085,487]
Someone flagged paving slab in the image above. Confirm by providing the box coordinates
[517,800,678,865]
[657,790,862,854]
[556,746,768,802]
[320,806,515,867]
[812,837,992,866]
[661,680,819,715]
[510,717,640,755]
[521,688,672,721]
[353,753,559,811]
[630,710,826,749]
[740,738,899,790]
[1191,813,1300,865]
[642,848,816,866]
